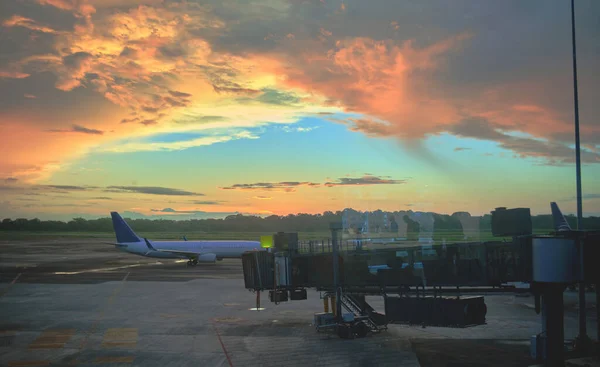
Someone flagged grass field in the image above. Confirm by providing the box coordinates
[0,229,555,242]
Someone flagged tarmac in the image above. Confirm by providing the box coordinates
[0,239,598,367]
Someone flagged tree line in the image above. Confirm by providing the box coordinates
[1,210,599,233]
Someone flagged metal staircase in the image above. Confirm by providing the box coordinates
[339,294,387,332]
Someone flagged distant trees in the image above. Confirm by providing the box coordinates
[0,210,598,233]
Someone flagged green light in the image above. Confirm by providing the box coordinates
[260,235,273,248]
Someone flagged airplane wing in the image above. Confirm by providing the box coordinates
[102,242,127,247]
[153,248,202,256]
[143,238,202,257]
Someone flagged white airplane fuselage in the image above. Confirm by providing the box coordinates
[116,239,262,259]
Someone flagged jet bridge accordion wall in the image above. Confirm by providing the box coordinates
[242,238,534,291]
[242,251,275,290]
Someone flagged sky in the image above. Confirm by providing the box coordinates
[0,0,599,221]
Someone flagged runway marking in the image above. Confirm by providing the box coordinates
[0,273,21,297]
[28,329,75,349]
[54,263,161,275]
[102,328,138,348]
[79,272,130,350]
[211,319,233,367]
[94,356,135,364]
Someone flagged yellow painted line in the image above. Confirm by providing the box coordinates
[101,328,138,348]
[79,272,130,350]
[7,361,50,367]
[94,356,135,364]
[28,329,75,350]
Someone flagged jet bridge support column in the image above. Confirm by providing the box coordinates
[544,284,566,367]
[330,222,343,321]
[531,236,581,366]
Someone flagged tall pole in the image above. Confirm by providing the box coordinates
[570,0,587,347]
[330,222,343,321]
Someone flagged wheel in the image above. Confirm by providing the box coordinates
[192,260,198,266]
[353,322,369,338]
[187,260,192,266]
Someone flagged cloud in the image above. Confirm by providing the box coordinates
[24,94,37,99]
[192,200,227,205]
[2,15,58,34]
[223,175,406,191]
[120,117,139,124]
[106,186,204,196]
[47,124,104,135]
[221,181,320,192]
[150,207,232,214]
[199,116,228,122]
[0,0,326,182]
[168,90,192,98]
[282,126,319,133]
[334,118,394,137]
[453,147,471,152]
[253,195,272,200]
[446,117,600,165]
[89,196,112,200]
[0,71,30,79]
[35,0,82,12]
[40,185,93,191]
[268,33,473,139]
[151,207,178,213]
[0,183,98,194]
[324,175,407,187]
[101,130,259,153]
[140,119,158,126]
[255,89,301,106]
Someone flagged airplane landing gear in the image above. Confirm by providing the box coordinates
[187,259,198,266]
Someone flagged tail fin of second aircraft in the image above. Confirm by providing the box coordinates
[110,212,142,243]
[550,202,572,232]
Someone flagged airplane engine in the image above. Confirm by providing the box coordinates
[198,253,217,263]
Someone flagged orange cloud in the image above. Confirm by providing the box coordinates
[266,34,472,139]
[0,71,30,79]
[2,15,58,34]
[258,31,599,163]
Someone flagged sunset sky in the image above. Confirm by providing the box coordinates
[0,0,599,221]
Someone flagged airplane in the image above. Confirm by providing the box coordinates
[108,212,264,266]
[551,202,600,234]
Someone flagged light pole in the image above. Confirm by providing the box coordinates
[570,0,589,350]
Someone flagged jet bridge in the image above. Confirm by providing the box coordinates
[241,205,600,366]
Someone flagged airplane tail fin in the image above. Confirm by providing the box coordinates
[550,202,572,232]
[110,212,142,243]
